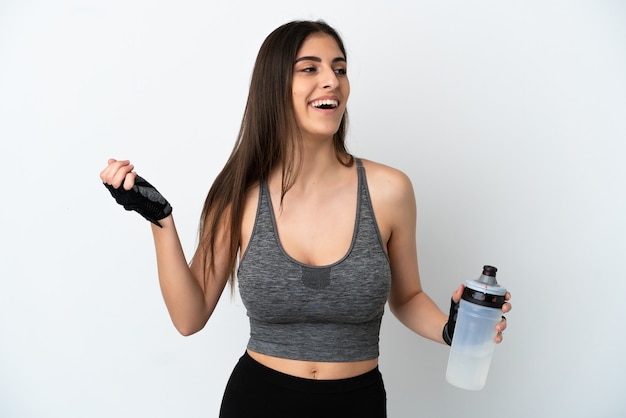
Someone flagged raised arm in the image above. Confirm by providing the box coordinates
[100,159,230,335]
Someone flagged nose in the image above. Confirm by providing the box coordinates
[321,66,339,90]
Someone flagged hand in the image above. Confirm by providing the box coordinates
[496,292,512,344]
[444,286,512,345]
[100,159,172,227]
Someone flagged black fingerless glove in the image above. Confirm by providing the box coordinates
[443,298,459,346]
[104,175,172,227]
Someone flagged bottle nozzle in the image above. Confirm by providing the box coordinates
[477,265,498,286]
[482,265,497,277]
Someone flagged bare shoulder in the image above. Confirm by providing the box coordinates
[359,159,416,240]
[360,158,415,204]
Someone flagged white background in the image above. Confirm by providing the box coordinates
[1,1,625,417]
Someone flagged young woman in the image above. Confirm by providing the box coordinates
[100,20,511,417]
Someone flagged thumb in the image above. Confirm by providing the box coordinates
[452,284,464,304]
[122,171,137,190]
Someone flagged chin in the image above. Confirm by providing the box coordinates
[303,130,340,140]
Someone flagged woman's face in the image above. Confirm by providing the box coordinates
[292,34,350,141]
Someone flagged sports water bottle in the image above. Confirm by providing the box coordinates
[446,265,507,390]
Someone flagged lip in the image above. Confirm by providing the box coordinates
[308,95,341,110]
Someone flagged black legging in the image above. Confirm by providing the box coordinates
[219,352,387,417]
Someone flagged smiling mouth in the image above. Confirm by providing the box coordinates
[310,99,339,109]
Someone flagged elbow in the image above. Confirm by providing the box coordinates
[388,300,400,317]
[173,319,206,337]
[388,289,424,320]
[177,327,200,337]
[168,304,213,336]
[389,290,420,312]
[388,300,405,321]
[176,325,203,337]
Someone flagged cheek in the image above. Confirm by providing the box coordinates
[291,93,306,115]
[292,88,307,105]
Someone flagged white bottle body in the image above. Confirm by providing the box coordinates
[446,299,501,390]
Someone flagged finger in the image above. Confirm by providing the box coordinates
[495,331,504,344]
[100,159,131,184]
[451,284,464,303]
[122,171,137,190]
[502,301,512,314]
[496,316,507,333]
[99,160,118,182]
[104,161,134,188]
[110,163,134,188]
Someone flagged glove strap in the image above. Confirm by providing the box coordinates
[443,298,459,346]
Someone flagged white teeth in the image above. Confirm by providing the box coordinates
[311,99,338,108]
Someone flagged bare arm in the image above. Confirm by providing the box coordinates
[100,159,229,336]
[151,216,229,335]
[383,170,450,343]
[368,163,509,344]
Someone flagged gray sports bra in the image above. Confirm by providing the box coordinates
[237,159,391,362]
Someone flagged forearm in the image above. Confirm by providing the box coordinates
[389,290,448,344]
[151,215,212,335]
[100,161,226,334]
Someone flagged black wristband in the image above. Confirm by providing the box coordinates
[443,297,459,346]
[104,175,172,227]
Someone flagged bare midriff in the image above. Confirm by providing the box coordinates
[247,349,379,380]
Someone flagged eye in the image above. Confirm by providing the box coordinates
[334,67,347,76]
[299,66,317,73]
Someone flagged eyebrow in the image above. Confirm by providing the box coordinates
[294,56,347,64]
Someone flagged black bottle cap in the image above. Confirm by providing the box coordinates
[482,265,497,277]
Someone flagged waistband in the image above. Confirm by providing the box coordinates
[237,351,383,394]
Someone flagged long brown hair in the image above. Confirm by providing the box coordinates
[197,20,353,286]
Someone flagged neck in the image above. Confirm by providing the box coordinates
[271,137,349,192]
